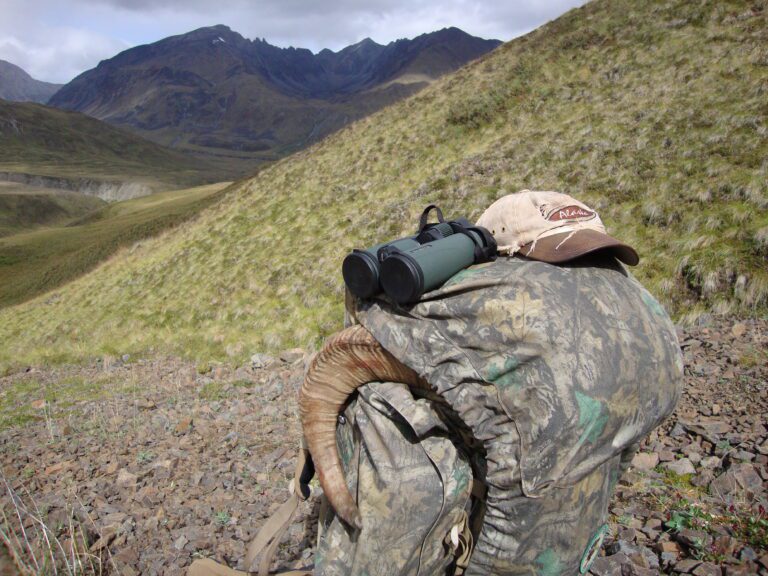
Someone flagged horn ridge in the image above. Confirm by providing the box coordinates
[299,325,427,529]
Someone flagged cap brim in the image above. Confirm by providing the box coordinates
[520,229,639,266]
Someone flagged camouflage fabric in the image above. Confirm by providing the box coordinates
[315,381,475,575]
[349,254,683,574]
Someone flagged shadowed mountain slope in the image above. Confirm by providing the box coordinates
[1,0,766,370]
[48,26,500,164]
[0,60,61,103]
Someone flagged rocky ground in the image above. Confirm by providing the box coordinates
[595,318,767,576]
[0,318,765,575]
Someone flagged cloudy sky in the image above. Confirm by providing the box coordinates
[0,0,586,84]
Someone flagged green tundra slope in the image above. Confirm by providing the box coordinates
[0,184,106,237]
[0,182,231,309]
[0,0,766,370]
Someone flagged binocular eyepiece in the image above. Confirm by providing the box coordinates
[342,205,497,304]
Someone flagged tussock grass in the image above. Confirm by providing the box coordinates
[0,0,766,371]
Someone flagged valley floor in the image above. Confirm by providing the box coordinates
[0,318,765,575]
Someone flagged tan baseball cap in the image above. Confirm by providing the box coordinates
[476,190,639,265]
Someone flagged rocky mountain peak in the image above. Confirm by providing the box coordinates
[0,59,62,104]
[351,37,380,49]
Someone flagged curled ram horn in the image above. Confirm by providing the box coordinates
[299,325,428,530]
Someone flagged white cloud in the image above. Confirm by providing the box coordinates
[0,0,128,82]
[0,0,586,83]
[0,29,128,83]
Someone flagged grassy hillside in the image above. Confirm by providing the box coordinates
[0,0,766,371]
[0,183,106,237]
[0,100,228,188]
[0,182,231,309]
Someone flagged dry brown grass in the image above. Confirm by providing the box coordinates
[0,473,114,575]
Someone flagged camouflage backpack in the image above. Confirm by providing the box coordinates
[191,254,682,576]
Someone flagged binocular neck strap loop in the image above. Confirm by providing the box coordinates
[418,204,445,231]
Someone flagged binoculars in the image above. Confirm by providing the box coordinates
[343,205,497,304]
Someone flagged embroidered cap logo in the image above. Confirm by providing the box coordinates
[545,205,596,223]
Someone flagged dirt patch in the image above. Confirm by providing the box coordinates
[0,172,152,202]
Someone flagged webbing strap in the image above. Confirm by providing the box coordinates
[187,442,314,576]
[444,510,474,576]
[187,557,312,576]
[245,441,314,575]
[246,493,300,575]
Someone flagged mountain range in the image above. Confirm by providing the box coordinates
[0,59,61,104]
[48,26,500,164]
